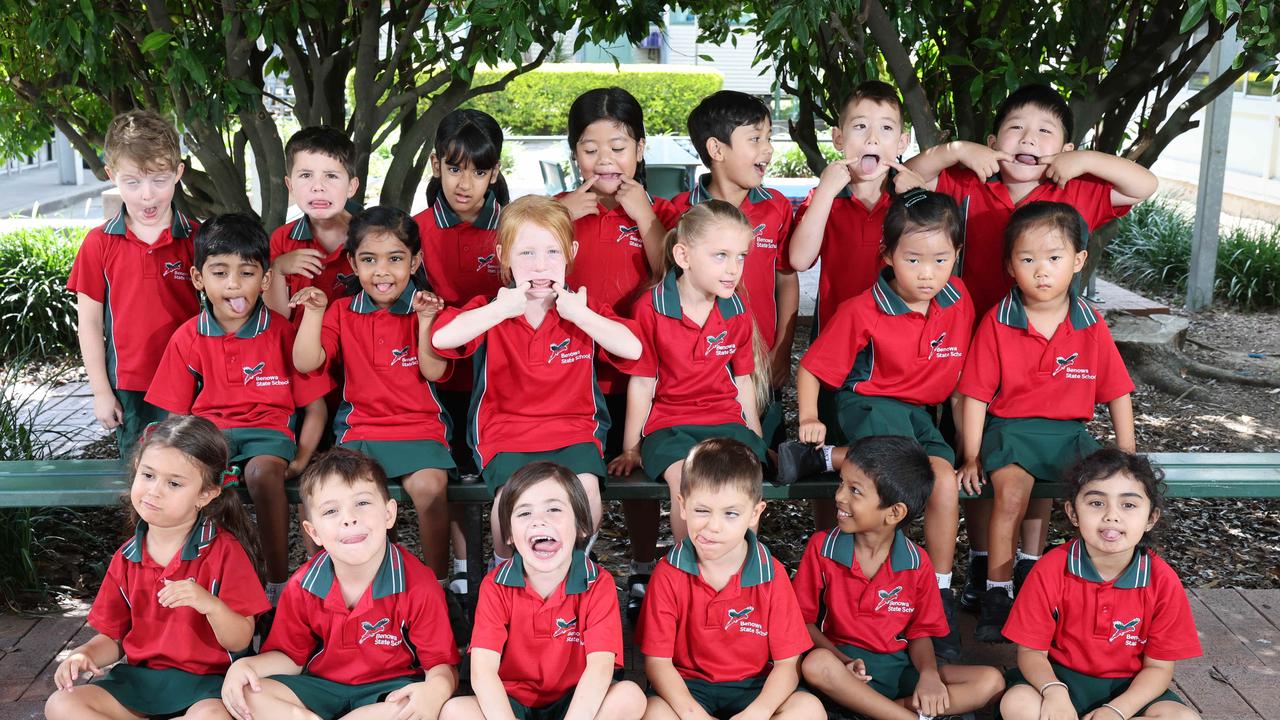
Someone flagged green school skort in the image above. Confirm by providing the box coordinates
[640,423,767,481]
[90,664,222,717]
[508,690,576,720]
[646,676,767,718]
[1005,662,1184,716]
[339,438,456,480]
[979,416,1101,482]
[224,427,297,465]
[836,644,920,700]
[480,442,607,496]
[114,389,168,458]
[836,394,956,464]
[269,674,414,718]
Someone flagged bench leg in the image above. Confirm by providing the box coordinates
[465,503,485,632]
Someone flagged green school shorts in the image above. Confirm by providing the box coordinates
[640,423,766,481]
[836,644,919,700]
[980,416,1101,483]
[339,438,456,480]
[646,676,767,718]
[480,442,607,496]
[836,394,956,464]
[114,389,168,459]
[508,690,576,720]
[269,674,414,718]
[1006,662,1184,715]
[224,427,297,465]
[91,664,222,717]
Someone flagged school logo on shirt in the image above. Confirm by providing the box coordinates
[547,337,589,365]
[548,338,571,363]
[242,362,265,385]
[616,224,642,248]
[1109,617,1145,645]
[1052,352,1095,380]
[241,361,288,389]
[752,223,776,250]
[163,261,189,281]
[704,331,736,357]
[390,345,419,368]
[874,585,915,614]
[927,331,961,360]
[724,606,768,636]
[334,273,354,291]
[552,616,583,644]
[358,617,403,647]
[475,254,497,273]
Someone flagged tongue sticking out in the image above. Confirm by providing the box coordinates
[531,537,562,558]
[1015,153,1039,166]
[859,154,880,176]
[228,297,248,314]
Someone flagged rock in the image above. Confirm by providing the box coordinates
[1110,313,1189,349]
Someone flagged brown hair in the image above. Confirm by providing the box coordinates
[495,195,576,284]
[104,110,182,173]
[497,462,593,550]
[838,80,905,127]
[679,437,763,503]
[127,415,262,581]
[299,448,392,509]
[285,125,357,177]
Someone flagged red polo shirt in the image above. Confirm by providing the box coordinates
[800,270,973,406]
[637,531,812,683]
[561,193,676,394]
[670,179,795,349]
[415,193,504,394]
[792,528,949,655]
[263,542,460,685]
[433,293,636,467]
[632,270,756,436]
[1004,539,1201,677]
[793,189,893,333]
[935,167,1132,321]
[268,200,364,307]
[958,288,1134,420]
[66,204,199,392]
[88,518,271,675]
[320,285,451,444]
[145,301,331,438]
[470,551,623,707]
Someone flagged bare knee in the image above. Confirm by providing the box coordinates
[403,469,448,500]
[643,695,679,720]
[776,690,824,719]
[182,698,233,719]
[245,457,286,493]
[800,648,839,688]
[1143,701,1201,720]
[999,684,1042,720]
[44,689,80,720]
[601,680,646,720]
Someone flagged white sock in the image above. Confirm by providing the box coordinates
[1016,550,1041,563]
[821,445,834,472]
[585,532,599,556]
[265,581,286,607]
[970,550,988,559]
[488,553,509,572]
[630,559,656,575]
[936,572,952,590]
[986,580,1013,598]
[452,558,467,575]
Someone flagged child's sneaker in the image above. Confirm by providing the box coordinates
[626,573,649,621]
[777,441,826,485]
[1013,557,1036,596]
[932,588,962,662]
[959,554,987,612]
[974,587,1012,643]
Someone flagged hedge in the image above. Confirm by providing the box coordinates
[464,65,723,135]
[0,225,81,360]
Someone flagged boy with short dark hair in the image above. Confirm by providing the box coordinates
[145,213,329,602]
[265,126,363,319]
[68,109,200,456]
[637,438,822,720]
[222,448,459,720]
[797,436,1004,720]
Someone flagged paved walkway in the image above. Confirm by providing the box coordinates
[0,165,111,220]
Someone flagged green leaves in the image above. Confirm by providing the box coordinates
[139,31,173,54]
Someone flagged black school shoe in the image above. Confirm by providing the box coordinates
[933,588,963,662]
[1013,557,1037,596]
[974,587,1013,643]
[959,554,987,612]
[776,441,826,485]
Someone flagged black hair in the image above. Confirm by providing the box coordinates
[425,109,511,208]
[992,84,1074,142]
[842,436,933,526]
[1063,449,1167,543]
[567,87,648,186]
[882,190,962,254]
[497,462,594,550]
[1003,201,1089,261]
[194,212,270,271]
[285,126,357,177]
[343,205,427,295]
[686,90,772,166]
[839,80,905,126]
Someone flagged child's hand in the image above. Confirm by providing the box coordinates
[816,159,854,195]
[54,652,103,690]
[844,657,872,682]
[92,391,123,431]
[797,418,827,446]
[493,282,531,319]
[553,282,590,323]
[287,456,308,479]
[221,659,262,720]
[1040,150,1090,188]
[615,175,654,220]
[957,457,985,496]
[889,160,928,194]
[912,670,950,717]
[273,248,326,279]
[289,287,329,314]
[412,290,445,321]
[1041,685,1080,720]
[384,681,441,720]
[559,176,600,220]
[957,144,1013,179]
[158,578,218,615]
[607,448,642,477]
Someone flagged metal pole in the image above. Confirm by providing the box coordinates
[1186,25,1239,311]
[54,130,83,186]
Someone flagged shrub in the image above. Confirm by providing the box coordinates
[463,65,723,135]
[0,225,82,360]
[769,142,843,178]
[1106,197,1280,309]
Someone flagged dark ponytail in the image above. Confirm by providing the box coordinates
[567,87,648,187]
[344,206,429,295]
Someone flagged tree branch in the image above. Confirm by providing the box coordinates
[860,0,941,146]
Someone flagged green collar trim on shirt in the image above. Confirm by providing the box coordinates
[122,517,217,563]
[819,528,922,572]
[196,298,271,338]
[433,191,501,231]
[300,542,408,600]
[871,268,963,316]
[103,202,194,239]
[494,548,598,595]
[651,268,746,321]
[288,199,364,240]
[665,529,775,587]
[995,287,1098,331]
[688,174,773,206]
[349,283,416,315]
[1064,538,1151,588]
